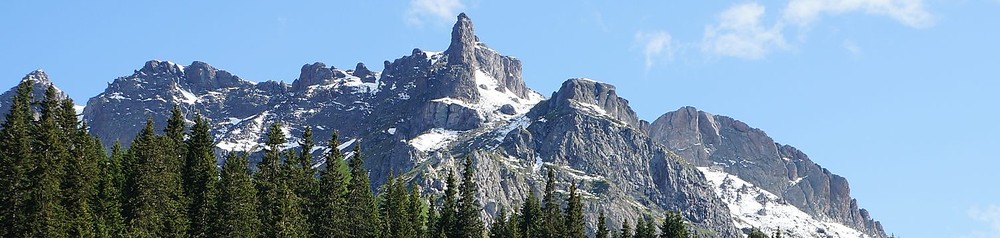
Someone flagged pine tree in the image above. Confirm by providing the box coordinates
[564,181,585,238]
[25,85,69,237]
[215,152,260,238]
[408,185,427,238]
[0,79,33,237]
[635,219,649,238]
[541,168,563,238]
[659,211,689,238]
[380,174,415,238]
[439,170,458,238]
[290,127,317,235]
[274,181,308,237]
[748,227,768,238]
[427,198,443,238]
[64,119,102,238]
[620,220,633,238]
[344,143,380,237]
[312,131,349,237]
[517,190,542,238]
[256,122,286,237]
[489,207,509,238]
[94,141,125,237]
[183,115,218,238]
[596,211,610,238]
[457,156,484,238]
[125,118,189,237]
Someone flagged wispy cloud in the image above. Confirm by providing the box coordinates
[784,0,934,28]
[963,205,1000,238]
[405,0,465,27]
[635,31,676,70]
[843,39,862,58]
[701,3,788,60]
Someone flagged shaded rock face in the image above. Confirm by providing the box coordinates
[648,106,887,237]
[532,79,647,130]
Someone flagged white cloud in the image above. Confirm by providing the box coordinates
[843,39,862,57]
[634,31,675,69]
[784,0,934,28]
[405,0,465,26]
[701,3,788,59]
[964,205,1000,238]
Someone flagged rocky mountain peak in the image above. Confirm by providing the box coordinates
[139,59,184,76]
[533,78,645,129]
[292,62,335,91]
[183,61,241,92]
[22,69,50,83]
[445,12,479,67]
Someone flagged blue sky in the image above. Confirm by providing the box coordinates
[2,1,998,237]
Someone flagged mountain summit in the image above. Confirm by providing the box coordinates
[1,13,888,237]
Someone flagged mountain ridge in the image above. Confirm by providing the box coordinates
[2,13,887,237]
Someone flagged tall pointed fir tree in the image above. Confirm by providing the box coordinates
[541,168,564,238]
[427,198,443,238]
[214,152,260,238]
[596,211,610,238]
[256,122,308,237]
[344,143,380,237]
[620,220,633,238]
[94,141,125,237]
[126,118,189,237]
[63,118,103,237]
[518,190,542,238]
[408,184,428,238]
[290,127,317,232]
[660,211,689,238]
[313,131,350,237]
[636,218,655,238]
[380,174,415,238]
[564,182,585,238]
[25,85,69,237]
[183,115,219,238]
[438,170,458,238]
[457,156,484,238]
[0,79,34,236]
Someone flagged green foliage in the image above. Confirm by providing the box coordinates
[659,211,689,238]
[345,143,380,237]
[518,190,542,238]
[0,79,33,236]
[564,182,585,238]
[380,174,416,238]
[620,219,633,238]
[312,131,350,237]
[183,115,219,238]
[215,152,260,238]
[748,227,769,238]
[94,142,125,237]
[596,211,610,238]
[457,156,484,238]
[540,168,564,238]
[125,118,189,237]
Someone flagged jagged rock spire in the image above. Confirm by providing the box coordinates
[445,12,479,67]
[21,69,50,83]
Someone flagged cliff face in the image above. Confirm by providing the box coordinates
[649,106,886,237]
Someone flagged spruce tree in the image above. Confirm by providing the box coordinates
[439,170,458,238]
[26,85,69,237]
[380,174,415,238]
[489,207,509,238]
[65,121,102,237]
[541,168,563,238]
[290,127,317,235]
[457,156,484,238]
[274,181,308,237]
[0,79,34,236]
[518,190,542,238]
[427,198,443,238]
[564,181,585,238]
[312,131,349,237]
[596,211,610,238]
[748,227,768,238]
[215,152,260,238]
[659,211,689,238]
[344,143,380,237]
[620,220,632,238]
[408,185,428,238]
[183,115,218,238]
[95,141,125,237]
[256,122,286,237]
[126,118,188,236]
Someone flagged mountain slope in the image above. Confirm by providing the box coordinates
[1,13,888,237]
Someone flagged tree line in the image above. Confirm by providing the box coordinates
[0,79,719,237]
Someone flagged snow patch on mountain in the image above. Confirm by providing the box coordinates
[697,167,868,238]
[409,128,460,152]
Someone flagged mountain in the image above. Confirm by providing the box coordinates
[2,13,887,237]
[0,70,80,124]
